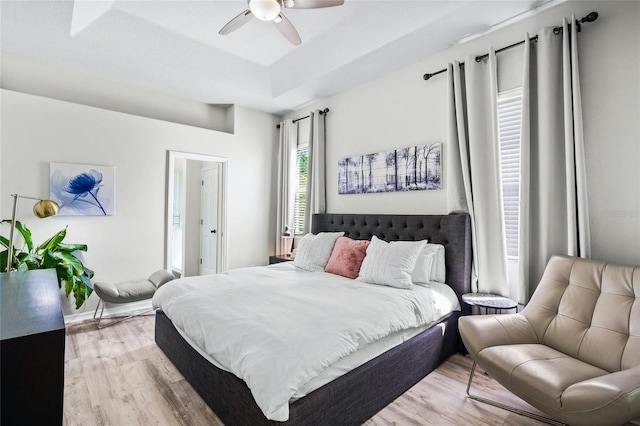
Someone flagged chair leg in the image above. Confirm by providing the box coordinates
[466,360,567,426]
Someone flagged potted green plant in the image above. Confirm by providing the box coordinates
[1,220,94,308]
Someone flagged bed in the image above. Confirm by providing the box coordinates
[154,213,472,425]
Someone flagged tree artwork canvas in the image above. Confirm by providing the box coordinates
[50,162,116,216]
[338,144,441,194]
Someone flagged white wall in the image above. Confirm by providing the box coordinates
[291,1,640,267]
[0,89,278,316]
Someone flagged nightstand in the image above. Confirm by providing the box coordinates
[462,292,517,315]
[269,254,293,264]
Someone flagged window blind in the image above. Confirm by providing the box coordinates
[294,145,308,235]
[498,89,523,258]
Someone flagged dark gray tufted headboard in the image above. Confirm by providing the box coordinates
[312,213,472,312]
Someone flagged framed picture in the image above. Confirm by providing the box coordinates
[338,144,441,194]
[50,162,116,216]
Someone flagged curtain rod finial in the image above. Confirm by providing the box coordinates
[423,73,432,80]
[583,11,598,23]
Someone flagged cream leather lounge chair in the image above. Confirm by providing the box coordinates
[459,255,640,426]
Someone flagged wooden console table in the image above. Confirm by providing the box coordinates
[1,269,65,425]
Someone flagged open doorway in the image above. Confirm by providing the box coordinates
[166,151,228,277]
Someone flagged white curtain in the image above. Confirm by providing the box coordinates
[276,119,297,254]
[304,110,326,233]
[447,50,510,296]
[518,17,591,302]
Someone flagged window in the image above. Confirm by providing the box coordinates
[497,88,523,259]
[293,145,308,235]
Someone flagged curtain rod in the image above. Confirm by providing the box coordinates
[276,108,329,129]
[422,11,598,81]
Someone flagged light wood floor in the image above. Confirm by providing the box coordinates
[63,316,630,426]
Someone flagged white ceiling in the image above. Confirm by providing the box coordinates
[1,0,555,115]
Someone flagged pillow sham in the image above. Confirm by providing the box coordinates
[411,248,434,284]
[358,236,426,289]
[293,232,345,272]
[428,244,446,283]
[411,243,446,284]
[324,237,370,279]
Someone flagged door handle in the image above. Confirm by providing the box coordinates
[211,230,217,234]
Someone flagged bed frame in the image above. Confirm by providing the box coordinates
[155,213,472,425]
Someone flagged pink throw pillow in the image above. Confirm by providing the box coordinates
[324,237,370,279]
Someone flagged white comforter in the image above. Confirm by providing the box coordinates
[152,263,459,421]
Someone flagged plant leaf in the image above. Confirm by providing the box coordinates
[64,277,73,295]
[0,220,33,252]
[80,274,93,297]
[14,221,34,253]
[43,250,61,270]
[0,240,21,272]
[72,278,86,309]
[55,243,88,253]
[20,253,42,270]
[44,250,84,276]
[83,265,95,279]
[0,250,7,271]
[0,235,10,249]
[53,262,72,282]
[16,251,29,262]
[59,252,84,274]
[36,227,67,253]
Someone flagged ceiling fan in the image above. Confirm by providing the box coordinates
[219,0,344,46]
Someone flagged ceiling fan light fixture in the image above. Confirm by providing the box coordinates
[249,0,282,21]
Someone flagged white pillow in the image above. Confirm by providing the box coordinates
[411,244,447,284]
[358,236,426,289]
[293,232,344,272]
[411,247,434,284]
[428,244,446,283]
[412,243,446,283]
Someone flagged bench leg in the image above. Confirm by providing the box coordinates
[94,298,153,329]
[466,360,567,426]
[93,298,103,320]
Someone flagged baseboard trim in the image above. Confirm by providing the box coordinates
[64,300,153,324]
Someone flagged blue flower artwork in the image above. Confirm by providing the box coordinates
[50,163,115,216]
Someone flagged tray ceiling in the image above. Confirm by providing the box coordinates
[1,1,557,115]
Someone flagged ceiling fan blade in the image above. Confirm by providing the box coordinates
[287,0,344,9]
[219,9,253,35]
[274,14,301,45]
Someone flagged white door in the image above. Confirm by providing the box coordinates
[200,166,219,275]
